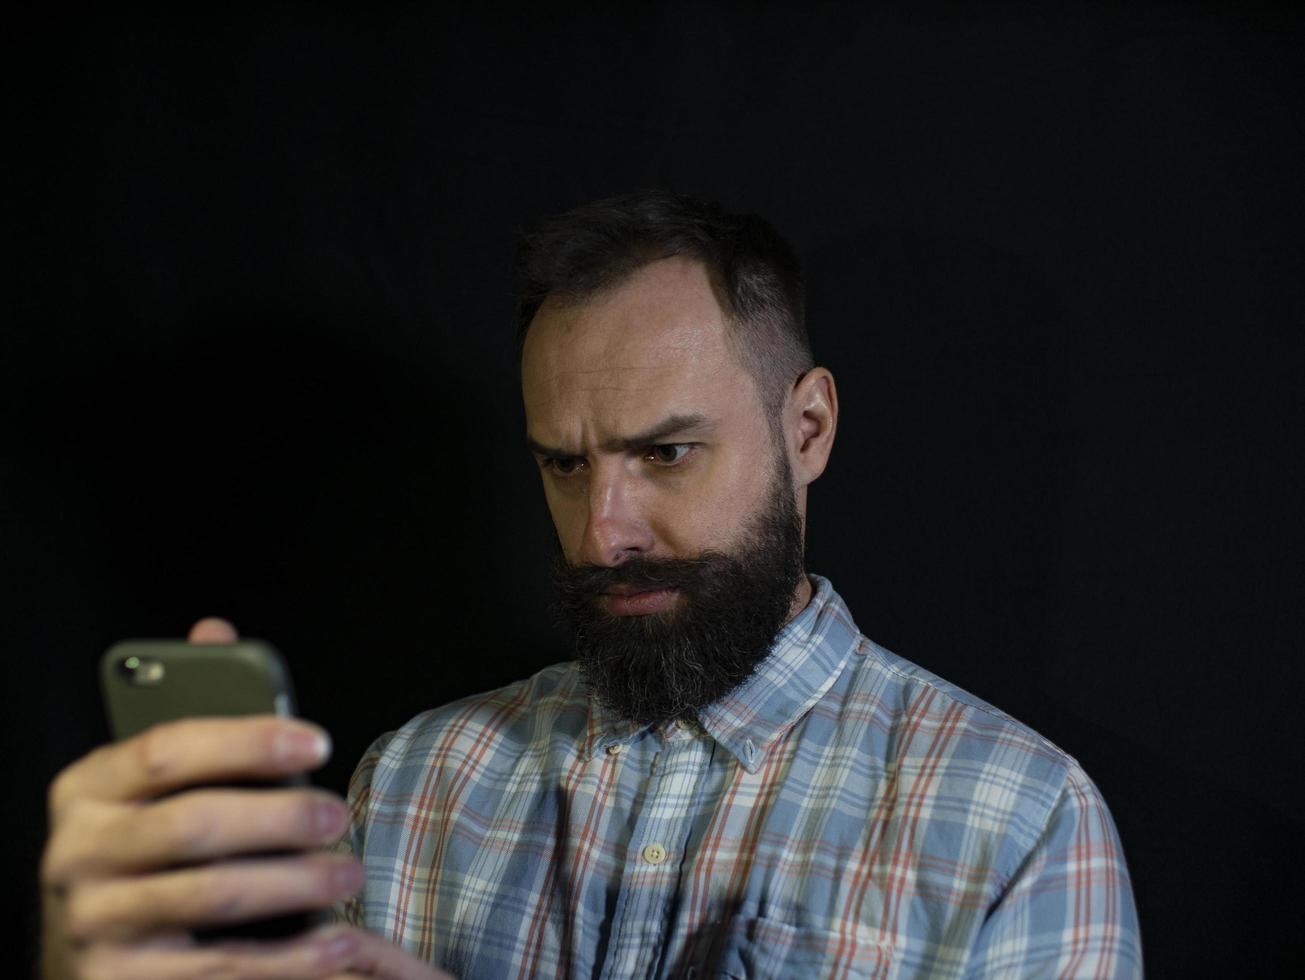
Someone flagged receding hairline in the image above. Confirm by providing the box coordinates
[520,262,809,460]
[514,191,815,434]
[522,253,740,344]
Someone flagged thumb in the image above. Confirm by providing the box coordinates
[187,617,239,644]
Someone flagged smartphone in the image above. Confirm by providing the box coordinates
[101,639,298,738]
[99,638,324,941]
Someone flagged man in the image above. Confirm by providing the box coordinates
[41,192,1141,978]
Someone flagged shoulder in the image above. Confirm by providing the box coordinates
[845,637,1093,851]
[348,660,588,803]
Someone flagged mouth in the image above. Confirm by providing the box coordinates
[600,586,681,616]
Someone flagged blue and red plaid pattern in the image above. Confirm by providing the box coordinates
[339,576,1141,978]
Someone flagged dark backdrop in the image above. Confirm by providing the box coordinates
[6,4,1302,975]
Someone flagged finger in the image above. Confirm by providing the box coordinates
[65,853,363,942]
[336,927,458,980]
[78,926,363,980]
[49,716,331,813]
[45,787,349,885]
[187,617,239,644]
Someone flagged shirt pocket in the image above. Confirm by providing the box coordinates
[691,915,895,979]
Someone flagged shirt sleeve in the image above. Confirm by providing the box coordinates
[966,762,1143,978]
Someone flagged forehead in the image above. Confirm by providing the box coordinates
[521,256,758,447]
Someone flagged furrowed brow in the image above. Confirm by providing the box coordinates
[600,413,713,452]
[527,435,570,458]
[526,413,713,459]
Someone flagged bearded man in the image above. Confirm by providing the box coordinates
[40,192,1141,979]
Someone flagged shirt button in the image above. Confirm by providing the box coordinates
[605,743,623,756]
[642,842,668,865]
[675,718,694,731]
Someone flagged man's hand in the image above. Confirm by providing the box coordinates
[40,618,452,980]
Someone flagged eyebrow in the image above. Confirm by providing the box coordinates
[527,413,714,458]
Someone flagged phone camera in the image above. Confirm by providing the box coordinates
[118,655,166,685]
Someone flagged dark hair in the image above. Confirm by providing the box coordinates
[515,190,813,422]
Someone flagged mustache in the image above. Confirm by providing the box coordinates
[552,553,725,597]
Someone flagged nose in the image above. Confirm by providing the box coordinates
[579,462,653,566]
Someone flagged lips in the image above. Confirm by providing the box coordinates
[601,586,681,616]
[604,584,656,596]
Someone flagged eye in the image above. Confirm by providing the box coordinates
[541,456,586,477]
[644,444,693,466]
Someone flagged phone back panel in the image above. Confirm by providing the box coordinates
[100,640,296,739]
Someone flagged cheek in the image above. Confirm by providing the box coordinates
[542,485,583,552]
[540,488,576,540]
[653,455,769,551]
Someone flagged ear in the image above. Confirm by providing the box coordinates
[787,367,838,489]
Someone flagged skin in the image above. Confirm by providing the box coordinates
[40,617,452,980]
[522,255,838,619]
[39,254,836,979]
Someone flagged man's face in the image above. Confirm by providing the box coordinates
[522,255,790,586]
[521,256,807,724]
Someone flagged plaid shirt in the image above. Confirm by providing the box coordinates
[339,576,1141,978]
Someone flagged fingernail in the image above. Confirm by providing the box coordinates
[276,726,331,765]
[331,859,365,893]
[318,929,359,963]
[315,797,348,837]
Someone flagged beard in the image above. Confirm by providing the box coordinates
[551,457,806,727]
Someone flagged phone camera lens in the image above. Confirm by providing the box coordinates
[119,656,165,685]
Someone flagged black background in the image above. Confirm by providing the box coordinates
[6,4,1302,975]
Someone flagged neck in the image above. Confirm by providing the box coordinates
[784,573,814,625]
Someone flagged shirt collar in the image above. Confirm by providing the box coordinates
[586,574,862,773]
